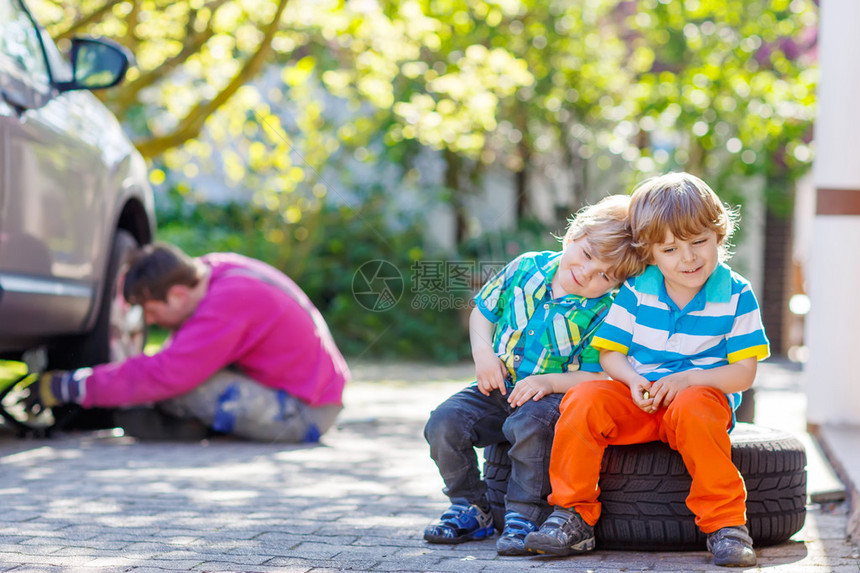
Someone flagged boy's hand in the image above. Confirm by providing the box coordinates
[629,376,655,413]
[507,376,552,408]
[474,351,509,396]
[648,372,692,410]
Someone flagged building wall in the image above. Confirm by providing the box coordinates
[805,0,860,426]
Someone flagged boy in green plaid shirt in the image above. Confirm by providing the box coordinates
[423,195,646,555]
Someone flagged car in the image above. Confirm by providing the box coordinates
[0,0,154,374]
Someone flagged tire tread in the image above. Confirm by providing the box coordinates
[482,423,807,550]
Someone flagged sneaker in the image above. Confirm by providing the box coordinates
[496,511,537,556]
[423,500,495,544]
[707,525,757,567]
[523,507,595,556]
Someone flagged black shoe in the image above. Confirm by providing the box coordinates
[523,507,595,556]
[707,525,757,567]
[114,407,209,441]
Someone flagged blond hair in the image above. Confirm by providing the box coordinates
[561,194,647,282]
[629,172,739,263]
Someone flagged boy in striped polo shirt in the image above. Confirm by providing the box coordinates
[423,195,645,556]
[524,172,769,567]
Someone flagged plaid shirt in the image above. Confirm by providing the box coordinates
[474,251,614,388]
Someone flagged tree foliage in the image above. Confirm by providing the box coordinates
[29,0,817,359]
[624,0,817,210]
[32,0,816,204]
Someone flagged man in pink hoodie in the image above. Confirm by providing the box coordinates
[32,243,349,442]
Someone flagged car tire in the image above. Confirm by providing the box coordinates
[483,439,512,532]
[483,423,806,549]
[50,229,145,368]
[49,229,146,429]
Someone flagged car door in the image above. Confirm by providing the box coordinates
[0,0,104,336]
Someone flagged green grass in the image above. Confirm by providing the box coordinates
[144,327,169,355]
[0,360,30,390]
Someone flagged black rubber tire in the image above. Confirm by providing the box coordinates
[484,440,511,532]
[482,423,806,549]
[49,230,145,430]
[49,230,144,369]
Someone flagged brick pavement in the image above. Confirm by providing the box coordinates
[0,361,857,572]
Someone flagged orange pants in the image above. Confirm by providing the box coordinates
[547,379,747,534]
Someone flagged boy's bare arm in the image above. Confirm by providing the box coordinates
[650,357,758,409]
[470,307,508,396]
[600,349,655,412]
[506,370,608,407]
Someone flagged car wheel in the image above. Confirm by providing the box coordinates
[483,423,806,549]
[48,230,145,430]
[49,229,145,368]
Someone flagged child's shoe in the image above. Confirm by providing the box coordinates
[495,511,537,556]
[523,507,595,556]
[423,500,494,544]
[706,525,757,567]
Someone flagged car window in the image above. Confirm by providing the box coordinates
[0,0,50,88]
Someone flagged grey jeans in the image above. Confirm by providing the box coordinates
[158,370,342,443]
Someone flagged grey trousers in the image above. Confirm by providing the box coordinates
[157,370,342,443]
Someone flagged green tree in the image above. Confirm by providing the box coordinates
[34,0,290,157]
[623,0,817,353]
[33,0,815,208]
[32,0,816,358]
[623,0,817,204]
[371,0,634,237]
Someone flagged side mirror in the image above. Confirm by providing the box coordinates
[55,37,132,92]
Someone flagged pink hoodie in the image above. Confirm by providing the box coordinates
[81,253,349,408]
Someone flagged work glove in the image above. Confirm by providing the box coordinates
[24,369,91,414]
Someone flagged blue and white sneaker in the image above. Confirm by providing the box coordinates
[496,511,537,556]
[424,500,495,544]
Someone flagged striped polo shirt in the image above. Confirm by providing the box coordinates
[591,263,770,412]
[475,250,614,388]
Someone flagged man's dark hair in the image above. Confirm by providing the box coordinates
[123,243,203,305]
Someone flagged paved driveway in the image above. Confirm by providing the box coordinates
[0,361,856,571]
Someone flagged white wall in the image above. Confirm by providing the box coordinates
[805,0,860,426]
